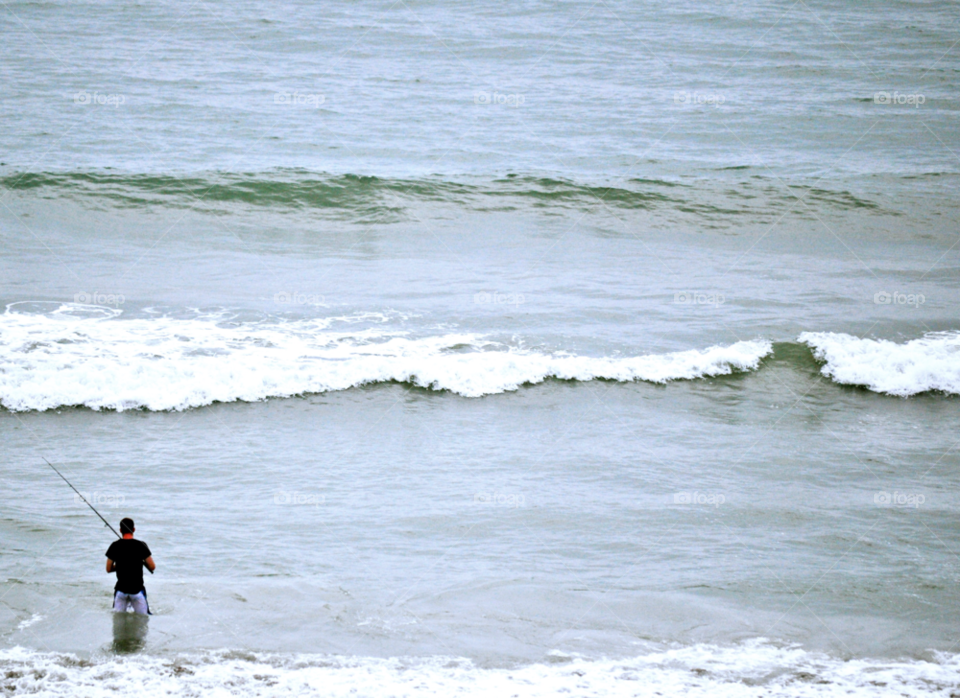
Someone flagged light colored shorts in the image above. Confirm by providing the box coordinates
[113,590,148,615]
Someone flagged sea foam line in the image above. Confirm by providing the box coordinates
[1,641,958,697]
[0,310,771,411]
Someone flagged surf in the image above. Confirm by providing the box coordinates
[3,641,960,697]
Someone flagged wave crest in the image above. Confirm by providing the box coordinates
[0,309,770,411]
[0,170,886,221]
[801,331,960,397]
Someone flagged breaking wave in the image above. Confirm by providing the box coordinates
[0,305,770,411]
[3,305,956,411]
[801,331,960,397]
[2,641,959,697]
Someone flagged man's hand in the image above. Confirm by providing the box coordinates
[106,558,115,573]
[144,556,156,573]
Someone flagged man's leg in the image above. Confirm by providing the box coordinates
[113,591,129,612]
[129,591,149,615]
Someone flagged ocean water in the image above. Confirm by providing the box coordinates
[2,0,960,695]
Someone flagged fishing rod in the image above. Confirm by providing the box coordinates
[43,457,121,538]
[42,457,152,573]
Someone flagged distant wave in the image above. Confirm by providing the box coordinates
[0,306,771,411]
[801,331,960,397]
[0,170,885,220]
[2,641,959,697]
[0,171,684,216]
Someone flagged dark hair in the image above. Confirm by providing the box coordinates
[120,518,135,534]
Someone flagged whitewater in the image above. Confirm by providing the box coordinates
[0,304,773,410]
[2,305,958,412]
[4,642,960,698]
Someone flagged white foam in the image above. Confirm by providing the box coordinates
[801,331,960,396]
[16,614,42,631]
[0,308,771,411]
[1,641,958,697]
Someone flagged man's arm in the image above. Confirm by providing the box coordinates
[106,558,115,573]
[144,556,156,573]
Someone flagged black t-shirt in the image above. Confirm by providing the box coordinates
[105,538,151,594]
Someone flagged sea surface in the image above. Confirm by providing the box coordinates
[2,0,960,695]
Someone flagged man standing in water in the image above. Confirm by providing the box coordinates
[106,518,156,614]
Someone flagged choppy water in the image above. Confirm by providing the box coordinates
[2,0,960,695]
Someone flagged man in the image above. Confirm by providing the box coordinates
[106,518,156,614]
